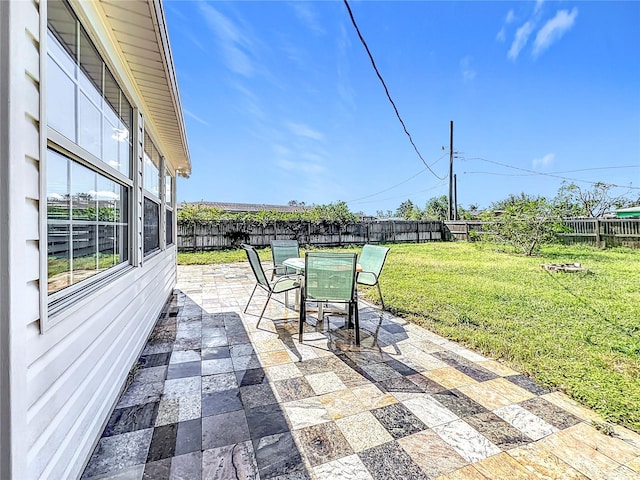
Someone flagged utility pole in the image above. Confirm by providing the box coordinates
[448,120,454,221]
[454,174,458,220]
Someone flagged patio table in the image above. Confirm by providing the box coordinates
[283,256,361,328]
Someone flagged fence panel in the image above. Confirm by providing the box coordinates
[177,220,444,251]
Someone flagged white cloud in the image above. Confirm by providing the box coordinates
[276,158,325,174]
[199,4,255,77]
[533,8,578,58]
[460,56,476,81]
[291,3,325,36]
[534,0,545,14]
[285,122,324,141]
[506,10,516,24]
[184,109,211,127]
[508,21,534,60]
[496,28,506,43]
[532,153,555,169]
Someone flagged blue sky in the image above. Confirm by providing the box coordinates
[166,1,640,215]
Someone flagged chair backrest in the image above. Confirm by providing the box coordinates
[358,244,390,279]
[271,239,300,275]
[242,244,271,290]
[305,252,357,303]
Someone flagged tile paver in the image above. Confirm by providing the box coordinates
[82,262,640,480]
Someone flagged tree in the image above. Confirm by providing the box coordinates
[481,194,564,256]
[555,181,636,218]
[423,195,448,220]
[396,200,416,219]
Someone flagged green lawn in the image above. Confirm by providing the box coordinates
[178,242,640,432]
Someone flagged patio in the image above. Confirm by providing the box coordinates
[81,262,640,479]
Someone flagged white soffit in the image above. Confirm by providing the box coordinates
[98,0,191,176]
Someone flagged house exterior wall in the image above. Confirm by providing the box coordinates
[1,0,182,478]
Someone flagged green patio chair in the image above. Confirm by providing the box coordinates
[270,239,300,279]
[357,244,390,309]
[299,252,360,345]
[242,244,300,326]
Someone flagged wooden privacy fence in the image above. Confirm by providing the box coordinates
[177,220,443,250]
[444,218,640,248]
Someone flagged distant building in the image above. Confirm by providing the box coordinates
[180,201,310,214]
[616,206,640,218]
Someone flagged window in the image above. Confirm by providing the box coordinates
[143,133,161,256]
[143,198,159,254]
[165,174,174,246]
[47,1,132,177]
[47,150,129,294]
[47,1,132,297]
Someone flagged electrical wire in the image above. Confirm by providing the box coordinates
[462,157,640,190]
[343,0,445,180]
[345,152,448,204]
[348,180,447,206]
[463,165,639,177]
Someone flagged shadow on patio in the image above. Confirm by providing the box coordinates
[81,263,640,479]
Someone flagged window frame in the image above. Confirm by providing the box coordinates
[43,0,136,325]
[142,130,162,258]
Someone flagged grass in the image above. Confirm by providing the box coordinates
[178,242,640,432]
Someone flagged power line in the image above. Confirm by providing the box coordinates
[345,152,448,204]
[348,180,447,206]
[462,156,640,190]
[343,0,445,180]
[463,165,639,177]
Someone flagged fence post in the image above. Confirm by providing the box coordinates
[595,218,602,247]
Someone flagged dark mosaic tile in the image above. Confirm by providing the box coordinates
[519,396,582,430]
[229,334,252,345]
[139,352,171,369]
[240,383,279,409]
[432,389,487,417]
[385,359,419,377]
[236,367,268,386]
[431,350,473,367]
[407,374,447,394]
[146,423,178,462]
[166,360,202,380]
[358,441,428,480]
[361,363,403,382]
[103,402,159,437]
[202,346,231,360]
[201,315,225,328]
[246,403,291,440]
[171,451,202,480]
[377,377,425,395]
[380,323,407,334]
[273,377,316,403]
[253,432,306,479]
[230,343,255,357]
[456,365,499,383]
[202,388,243,417]
[142,457,171,480]
[506,374,550,395]
[175,418,202,456]
[202,409,251,450]
[295,422,354,467]
[465,411,532,450]
[371,403,427,440]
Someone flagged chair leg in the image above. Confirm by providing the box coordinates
[354,301,360,346]
[298,296,306,343]
[377,283,385,310]
[257,291,272,327]
[244,284,258,313]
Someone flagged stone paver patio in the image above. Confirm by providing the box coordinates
[82,263,640,479]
